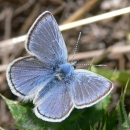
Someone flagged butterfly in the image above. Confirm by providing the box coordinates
[6,11,113,122]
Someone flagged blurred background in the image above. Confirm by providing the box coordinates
[0,0,130,129]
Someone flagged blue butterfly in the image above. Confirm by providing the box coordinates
[6,11,113,122]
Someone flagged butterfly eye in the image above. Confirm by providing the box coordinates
[71,61,77,69]
[53,67,56,71]
[73,65,76,69]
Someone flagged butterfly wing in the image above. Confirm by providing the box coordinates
[25,11,67,66]
[6,56,54,100]
[34,79,74,122]
[70,70,113,108]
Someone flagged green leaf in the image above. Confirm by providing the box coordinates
[89,123,94,130]
[102,121,106,130]
[90,66,115,81]
[116,71,130,88]
[105,110,117,130]
[0,94,46,130]
[116,80,130,130]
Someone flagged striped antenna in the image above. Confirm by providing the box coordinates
[71,32,81,63]
[76,63,107,67]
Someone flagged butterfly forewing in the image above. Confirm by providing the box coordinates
[25,11,67,66]
[6,56,54,99]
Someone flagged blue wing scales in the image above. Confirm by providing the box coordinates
[6,56,54,100]
[70,70,113,108]
[34,79,74,122]
[25,11,67,66]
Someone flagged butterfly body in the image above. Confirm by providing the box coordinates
[6,11,113,122]
[56,63,74,78]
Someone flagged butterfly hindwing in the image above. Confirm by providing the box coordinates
[34,79,74,122]
[70,69,113,108]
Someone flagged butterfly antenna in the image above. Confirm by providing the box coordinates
[71,32,81,63]
[75,56,107,67]
[76,63,107,67]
